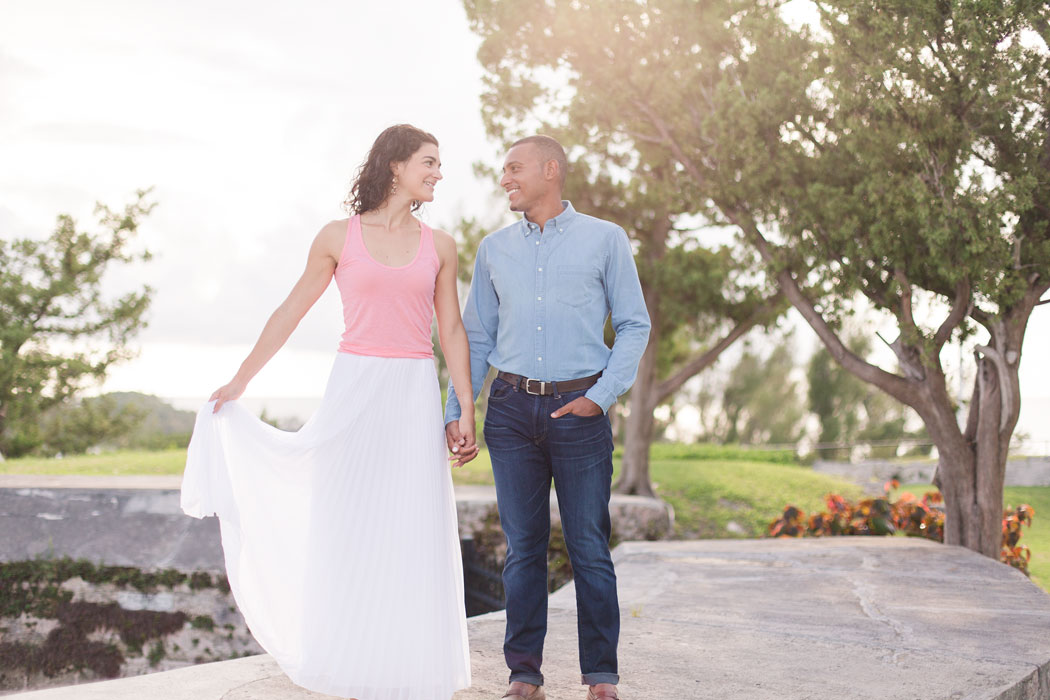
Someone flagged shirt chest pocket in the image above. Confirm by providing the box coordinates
[554,264,601,308]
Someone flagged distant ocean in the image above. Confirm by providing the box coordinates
[165,395,1050,455]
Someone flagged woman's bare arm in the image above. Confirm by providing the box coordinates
[433,228,477,465]
[211,221,345,412]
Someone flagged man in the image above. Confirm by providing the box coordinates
[445,135,650,700]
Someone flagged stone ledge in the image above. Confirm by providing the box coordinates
[0,483,672,570]
[7,538,1050,699]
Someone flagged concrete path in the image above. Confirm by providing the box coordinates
[7,538,1050,699]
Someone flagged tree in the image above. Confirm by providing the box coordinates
[807,333,924,460]
[464,0,1049,558]
[716,339,807,446]
[746,1,1050,558]
[464,0,785,496]
[0,191,154,457]
[37,394,145,457]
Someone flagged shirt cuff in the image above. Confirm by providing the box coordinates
[584,385,617,414]
[444,391,462,425]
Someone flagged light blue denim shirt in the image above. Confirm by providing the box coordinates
[445,201,651,422]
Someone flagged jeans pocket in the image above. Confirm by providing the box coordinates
[488,378,515,403]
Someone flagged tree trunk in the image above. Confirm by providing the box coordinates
[740,214,1044,560]
[933,357,1007,559]
[615,300,660,497]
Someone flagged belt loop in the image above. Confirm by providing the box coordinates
[552,380,560,400]
[514,376,522,392]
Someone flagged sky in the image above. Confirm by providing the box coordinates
[1,0,1047,447]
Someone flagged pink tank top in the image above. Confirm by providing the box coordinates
[333,214,439,358]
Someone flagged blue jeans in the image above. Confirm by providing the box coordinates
[483,377,619,687]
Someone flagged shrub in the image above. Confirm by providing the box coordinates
[768,480,1034,574]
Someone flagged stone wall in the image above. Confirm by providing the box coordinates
[813,455,1050,488]
[0,564,261,696]
[0,480,673,694]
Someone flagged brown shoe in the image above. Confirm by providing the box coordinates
[503,682,546,700]
[586,686,619,700]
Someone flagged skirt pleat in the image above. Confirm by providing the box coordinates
[181,353,470,699]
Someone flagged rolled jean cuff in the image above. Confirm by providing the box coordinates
[510,672,544,686]
[582,672,619,685]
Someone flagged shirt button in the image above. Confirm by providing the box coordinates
[538,357,543,361]
[558,228,563,232]
[535,241,540,246]
[537,326,542,331]
[538,267,542,271]
[537,296,542,301]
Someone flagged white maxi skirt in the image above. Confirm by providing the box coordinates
[181,352,471,700]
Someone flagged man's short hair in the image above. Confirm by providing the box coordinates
[511,135,568,187]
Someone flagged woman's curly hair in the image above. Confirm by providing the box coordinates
[343,124,438,215]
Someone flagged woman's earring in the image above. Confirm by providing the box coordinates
[391,175,399,195]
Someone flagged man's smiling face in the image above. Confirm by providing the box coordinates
[500,143,551,214]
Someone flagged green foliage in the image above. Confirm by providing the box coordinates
[0,558,222,617]
[464,0,1049,548]
[0,191,155,458]
[715,340,807,445]
[807,334,926,459]
[34,395,145,457]
[640,442,799,465]
[463,0,785,459]
[642,457,865,538]
[783,2,1050,320]
[189,615,215,631]
[105,392,195,450]
[146,641,166,667]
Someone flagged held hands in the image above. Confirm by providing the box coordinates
[210,379,247,413]
[550,396,602,418]
[445,416,479,468]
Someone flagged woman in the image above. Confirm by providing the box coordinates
[181,124,474,700]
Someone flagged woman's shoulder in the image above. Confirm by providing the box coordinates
[313,218,351,262]
[430,227,458,261]
[430,226,454,246]
[321,217,351,234]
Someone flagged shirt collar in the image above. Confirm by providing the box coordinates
[520,200,578,237]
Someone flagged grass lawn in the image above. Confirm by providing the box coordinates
[1,447,498,482]
[895,482,1050,592]
[639,457,864,538]
[1,448,189,476]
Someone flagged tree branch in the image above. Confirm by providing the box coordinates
[894,267,917,333]
[973,340,1014,433]
[737,213,920,407]
[653,304,771,404]
[624,128,666,145]
[630,97,708,188]
[933,278,972,352]
[963,360,980,443]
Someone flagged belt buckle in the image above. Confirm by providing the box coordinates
[524,378,546,396]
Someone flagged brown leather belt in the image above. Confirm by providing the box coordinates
[496,370,602,396]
